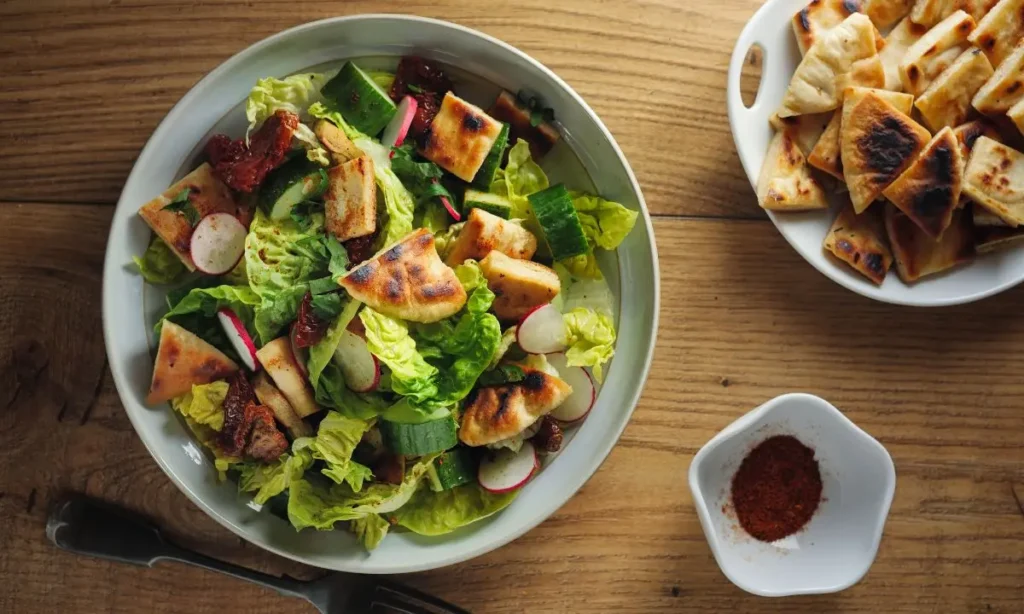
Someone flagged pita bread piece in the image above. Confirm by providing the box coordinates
[458,368,573,447]
[138,163,240,271]
[340,228,468,323]
[879,17,929,91]
[882,127,964,237]
[953,119,1004,158]
[911,0,1001,25]
[841,92,932,212]
[885,204,975,281]
[835,54,888,93]
[962,136,1024,224]
[971,42,1024,114]
[792,0,866,56]
[863,0,916,29]
[973,202,1010,225]
[915,48,995,131]
[770,111,834,155]
[975,222,1024,251]
[778,13,880,117]
[757,129,829,210]
[1010,98,1024,136]
[899,10,977,96]
[969,0,1024,66]
[146,321,239,405]
[823,202,893,283]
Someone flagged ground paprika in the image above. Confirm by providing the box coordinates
[730,434,822,543]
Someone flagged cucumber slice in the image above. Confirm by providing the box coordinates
[379,416,458,456]
[433,448,476,490]
[463,189,512,219]
[258,157,328,221]
[527,184,589,260]
[322,61,398,137]
[471,122,510,190]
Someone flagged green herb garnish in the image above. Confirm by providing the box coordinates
[311,292,344,320]
[407,83,424,94]
[515,90,556,127]
[162,188,200,226]
[477,365,526,388]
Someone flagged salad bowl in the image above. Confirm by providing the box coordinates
[102,14,658,573]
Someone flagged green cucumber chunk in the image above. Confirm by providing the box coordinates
[463,189,512,219]
[471,122,510,190]
[258,157,328,221]
[433,448,476,490]
[379,416,458,456]
[321,61,398,137]
[527,183,589,260]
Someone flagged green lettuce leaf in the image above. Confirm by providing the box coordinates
[245,73,330,164]
[350,514,390,550]
[160,285,260,336]
[315,362,393,420]
[453,259,484,292]
[571,192,639,250]
[307,298,361,389]
[416,201,452,236]
[309,412,374,491]
[563,308,616,382]
[359,308,440,405]
[390,483,518,536]
[238,439,315,505]
[434,221,464,261]
[171,381,230,431]
[491,139,550,256]
[133,236,187,285]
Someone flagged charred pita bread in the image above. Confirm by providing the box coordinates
[458,368,573,446]
[841,91,932,212]
[791,0,865,56]
[911,0,1000,25]
[974,223,1024,252]
[899,10,976,96]
[972,43,1024,114]
[1010,98,1024,136]
[915,48,994,131]
[879,17,928,91]
[146,321,239,405]
[953,119,1003,159]
[969,0,1024,66]
[862,0,915,29]
[973,203,1010,225]
[846,86,916,113]
[778,13,880,117]
[138,163,241,271]
[770,111,834,155]
[882,127,964,238]
[835,54,888,92]
[885,204,975,281]
[823,202,893,284]
[340,228,468,323]
[757,129,829,210]
[962,136,1024,225]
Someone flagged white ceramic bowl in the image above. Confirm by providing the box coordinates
[688,393,896,597]
[102,15,659,573]
[727,0,1024,307]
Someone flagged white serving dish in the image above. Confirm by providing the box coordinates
[727,0,1024,306]
[102,15,659,574]
[688,393,896,597]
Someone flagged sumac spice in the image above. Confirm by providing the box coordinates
[730,435,822,542]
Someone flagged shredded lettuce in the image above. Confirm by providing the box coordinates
[391,483,519,536]
[309,412,374,491]
[133,236,187,285]
[245,73,330,164]
[359,308,440,405]
[238,439,314,505]
[563,308,616,382]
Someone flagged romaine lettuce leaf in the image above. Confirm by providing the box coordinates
[453,259,483,292]
[570,192,639,250]
[491,139,550,255]
[307,298,361,389]
[315,362,393,420]
[309,412,374,491]
[359,308,440,404]
[245,73,330,164]
[563,307,616,382]
[171,381,230,431]
[133,236,187,285]
[390,483,518,536]
[160,285,260,337]
[350,514,390,550]
[238,439,314,505]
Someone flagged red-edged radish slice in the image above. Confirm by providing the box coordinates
[383,95,418,154]
[334,329,381,392]
[189,213,246,275]
[439,192,461,221]
[217,308,259,371]
[478,441,538,494]
[289,324,309,378]
[545,353,595,423]
[516,304,567,354]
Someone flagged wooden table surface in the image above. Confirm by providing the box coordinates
[2,0,1023,612]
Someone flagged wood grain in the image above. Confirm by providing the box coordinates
[0,0,766,218]
[1,204,1022,613]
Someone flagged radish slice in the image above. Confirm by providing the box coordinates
[289,324,309,379]
[334,329,381,392]
[479,441,538,494]
[516,304,567,354]
[546,353,596,424]
[439,193,460,221]
[190,213,246,275]
[217,308,259,371]
[383,95,418,154]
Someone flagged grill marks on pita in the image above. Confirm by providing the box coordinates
[963,136,1024,225]
[883,127,964,238]
[823,202,894,283]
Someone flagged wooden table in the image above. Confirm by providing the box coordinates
[1,0,1022,611]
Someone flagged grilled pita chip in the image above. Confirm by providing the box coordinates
[778,13,879,117]
[911,0,1000,25]
[146,321,239,405]
[1010,98,1024,136]
[792,0,866,56]
[770,112,834,155]
[339,228,467,323]
[915,48,994,131]
[975,223,1024,252]
[137,163,240,271]
[973,44,1024,114]
[835,54,888,92]
[458,368,573,447]
[823,202,893,284]
[969,0,1024,66]
[757,128,829,210]
[899,10,977,96]
[885,204,975,281]
[863,0,915,29]
[879,17,928,91]
[841,92,932,212]
[882,127,964,237]
[962,136,1024,225]
[974,203,1009,225]
[953,119,1003,158]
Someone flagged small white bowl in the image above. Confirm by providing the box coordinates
[688,393,896,597]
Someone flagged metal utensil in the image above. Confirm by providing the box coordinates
[46,494,469,614]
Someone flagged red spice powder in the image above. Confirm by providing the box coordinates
[730,434,822,543]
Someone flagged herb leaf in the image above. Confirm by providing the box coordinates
[324,236,350,277]
[162,188,200,226]
[310,292,344,320]
[515,89,556,127]
[390,144,456,207]
[477,365,526,388]
[407,83,424,94]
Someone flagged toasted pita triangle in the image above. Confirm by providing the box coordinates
[911,0,999,26]
[885,204,975,282]
[147,321,238,405]
[823,201,893,285]
[962,136,1024,225]
[1009,97,1024,136]
[899,10,976,96]
[340,228,467,323]
[972,42,1024,114]
[878,17,928,91]
[915,48,994,132]
[791,0,863,56]
[757,128,829,211]
[458,368,573,447]
[953,119,1003,159]
[975,223,1024,253]
[969,0,1024,66]
[883,128,964,238]
[863,0,917,30]
[769,111,833,156]
[841,92,931,213]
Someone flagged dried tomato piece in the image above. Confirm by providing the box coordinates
[245,404,288,462]
[205,110,299,193]
[409,91,442,139]
[292,292,330,349]
[390,56,452,101]
[342,228,380,267]
[220,372,258,456]
[530,416,564,453]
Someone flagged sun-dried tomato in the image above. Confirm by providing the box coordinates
[410,91,443,139]
[390,57,450,138]
[206,110,299,193]
[343,228,380,267]
[292,292,330,349]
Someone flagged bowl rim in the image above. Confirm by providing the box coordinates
[687,393,897,596]
[101,13,660,572]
